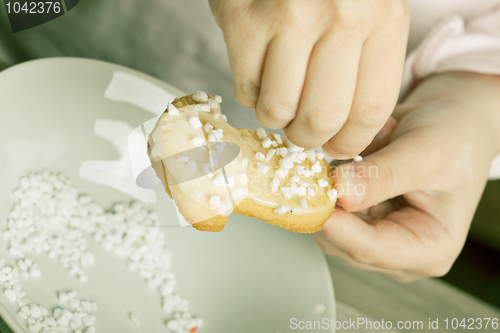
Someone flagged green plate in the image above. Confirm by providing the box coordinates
[0,58,335,333]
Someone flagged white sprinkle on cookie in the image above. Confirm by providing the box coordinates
[188,117,202,129]
[192,90,208,102]
[167,103,179,116]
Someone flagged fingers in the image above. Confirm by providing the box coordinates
[333,129,444,212]
[226,40,268,108]
[359,116,397,156]
[283,32,363,148]
[312,232,423,282]
[223,20,269,108]
[255,35,314,129]
[219,0,409,152]
[322,14,409,159]
[317,207,448,275]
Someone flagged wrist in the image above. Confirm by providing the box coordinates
[461,72,500,161]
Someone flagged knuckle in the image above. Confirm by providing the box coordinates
[373,0,410,28]
[274,11,297,32]
[351,104,389,130]
[258,102,295,126]
[218,0,249,30]
[272,1,333,33]
[385,0,410,19]
[302,108,344,134]
[331,0,378,32]
[332,0,409,32]
[269,3,305,34]
[333,6,361,30]
[347,247,374,265]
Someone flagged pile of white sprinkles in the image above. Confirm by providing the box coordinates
[1,170,202,333]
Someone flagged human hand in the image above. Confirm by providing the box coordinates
[313,72,500,282]
[208,0,409,157]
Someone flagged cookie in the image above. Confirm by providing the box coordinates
[147,91,337,233]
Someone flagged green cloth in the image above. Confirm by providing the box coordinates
[470,180,500,251]
[0,61,8,72]
[0,318,13,333]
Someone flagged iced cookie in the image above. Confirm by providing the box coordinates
[147,91,337,233]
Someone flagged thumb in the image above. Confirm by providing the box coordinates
[333,131,442,212]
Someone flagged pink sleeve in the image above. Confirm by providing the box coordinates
[400,5,500,179]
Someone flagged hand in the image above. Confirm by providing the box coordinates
[313,72,500,282]
[208,0,409,157]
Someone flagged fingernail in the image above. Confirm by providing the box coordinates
[331,152,352,160]
[323,144,351,160]
[337,165,366,208]
[374,117,397,142]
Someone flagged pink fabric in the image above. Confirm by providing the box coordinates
[400,4,500,179]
